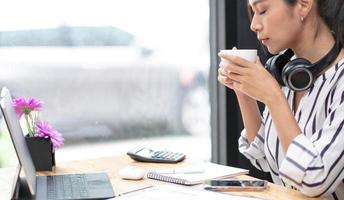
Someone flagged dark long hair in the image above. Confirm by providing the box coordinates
[247,0,344,46]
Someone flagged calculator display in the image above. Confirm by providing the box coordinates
[136,148,154,157]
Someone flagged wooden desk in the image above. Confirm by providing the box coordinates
[38,156,326,200]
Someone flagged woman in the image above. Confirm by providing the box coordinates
[218,0,344,199]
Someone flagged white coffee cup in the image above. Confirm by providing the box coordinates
[220,49,257,62]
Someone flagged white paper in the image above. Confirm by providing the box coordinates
[112,185,264,200]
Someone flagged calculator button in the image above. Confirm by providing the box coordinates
[154,152,164,157]
[165,156,174,160]
[160,152,169,158]
[173,154,184,160]
[165,152,173,157]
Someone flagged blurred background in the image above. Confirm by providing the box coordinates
[0,0,211,161]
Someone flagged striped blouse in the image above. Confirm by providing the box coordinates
[239,59,344,200]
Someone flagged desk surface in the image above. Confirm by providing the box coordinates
[38,156,326,200]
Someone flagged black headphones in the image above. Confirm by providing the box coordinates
[265,42,341,91]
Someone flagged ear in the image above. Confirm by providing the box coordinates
[297,0,314,19]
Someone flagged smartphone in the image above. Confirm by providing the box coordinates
[204,180,268,191]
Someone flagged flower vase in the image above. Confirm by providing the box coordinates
[25,136,55,171]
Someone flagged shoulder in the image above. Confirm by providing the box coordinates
[319,58,344,86]
[331,58,344,86]
[324,58,344,106]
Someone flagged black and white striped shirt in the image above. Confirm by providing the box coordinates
[239,59,344,200]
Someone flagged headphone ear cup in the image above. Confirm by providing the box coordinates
[282,58,313,91]
[265,54,290,86]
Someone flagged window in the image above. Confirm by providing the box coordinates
[0,0,210,161]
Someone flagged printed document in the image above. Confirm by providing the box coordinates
[113,185,264,200]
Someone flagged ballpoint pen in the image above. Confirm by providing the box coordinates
[152,169,205,174]
[118,185,155,196]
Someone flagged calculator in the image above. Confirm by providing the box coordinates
[127,147,186,163]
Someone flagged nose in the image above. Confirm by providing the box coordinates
[250,17,262,33]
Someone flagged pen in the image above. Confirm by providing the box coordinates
[118,185,155,196]
[155,169,204,174]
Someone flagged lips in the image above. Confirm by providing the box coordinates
[259,38,269,44]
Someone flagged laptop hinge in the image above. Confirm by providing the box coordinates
[16,177,34,200]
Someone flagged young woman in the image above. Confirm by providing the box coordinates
[217,0,343,199]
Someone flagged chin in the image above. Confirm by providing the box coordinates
[266,45,284,55]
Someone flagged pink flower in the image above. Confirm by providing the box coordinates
[13,96,64,150]
[13,97,43,118]
[35,120,64,151]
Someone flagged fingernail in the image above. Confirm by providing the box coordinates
[218,51,225,56]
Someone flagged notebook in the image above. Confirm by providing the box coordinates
[147,162,248,185]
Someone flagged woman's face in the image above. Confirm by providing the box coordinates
[249,0,303,54]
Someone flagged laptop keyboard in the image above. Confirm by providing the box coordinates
[47,174,90,200]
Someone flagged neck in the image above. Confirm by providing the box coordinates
[292,16,335,63]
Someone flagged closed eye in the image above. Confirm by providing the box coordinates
[259,10,267,15]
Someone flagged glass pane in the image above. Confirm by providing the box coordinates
[0,0,210,161]
[0,120,20,199]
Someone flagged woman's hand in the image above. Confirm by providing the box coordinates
[218,52,282,105]
[218,56,248,99]
[217,64,236,90]
[218,63,248,101]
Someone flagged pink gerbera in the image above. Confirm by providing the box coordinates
[13,97,43,118]
[35,120,64,151]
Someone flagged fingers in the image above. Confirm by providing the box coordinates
[217,67,227,76]
[219,61,248,76]
[227,71,243,82]
[217,68,245,91]
[218,75,234,89]
[218,77,235,90]
[218,67,237,88]
[218,68,242,84]
[217,71,233,84]
[255,56,263,65]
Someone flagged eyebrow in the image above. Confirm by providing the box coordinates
[250,0,266,7]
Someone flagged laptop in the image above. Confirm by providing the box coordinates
[0,87,115,200]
